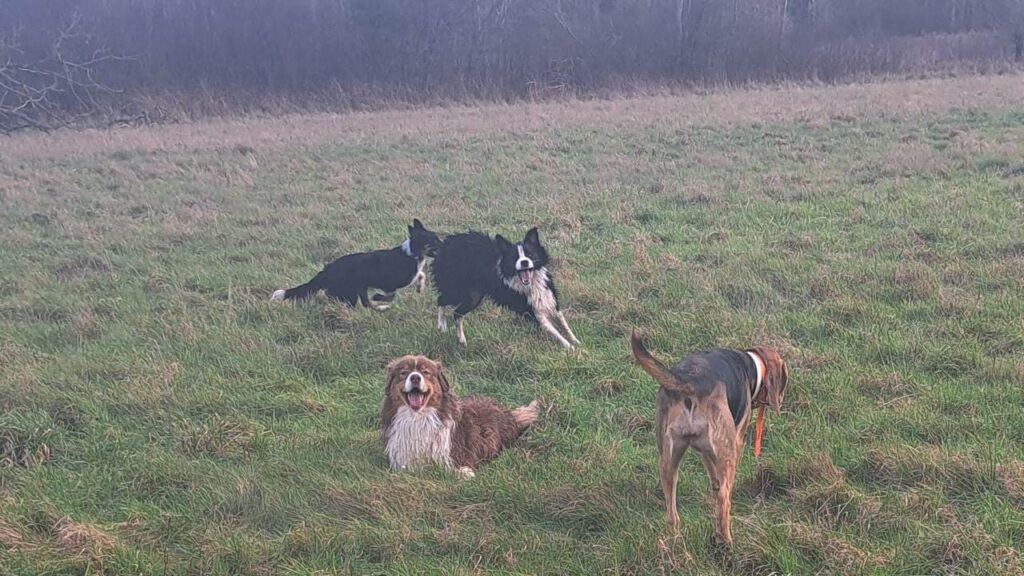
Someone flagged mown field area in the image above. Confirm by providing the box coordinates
[1,75,1022,575]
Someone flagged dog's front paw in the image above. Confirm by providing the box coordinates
[457,466,475,479]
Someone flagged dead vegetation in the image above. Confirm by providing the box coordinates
[0,74,1020,162]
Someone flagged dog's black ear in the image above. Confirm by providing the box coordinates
[495,234,513,250]
[412,218,424,230]
[524,227,540,246]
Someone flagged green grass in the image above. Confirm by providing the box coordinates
[1,80,1023,575]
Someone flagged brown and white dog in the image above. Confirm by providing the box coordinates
[380,355,538,478]
[630,331,789,545]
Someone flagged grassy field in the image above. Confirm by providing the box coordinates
[1,75,1022,575]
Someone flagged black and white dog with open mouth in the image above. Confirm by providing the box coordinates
[270,219,441,310]
[431,227,580,349]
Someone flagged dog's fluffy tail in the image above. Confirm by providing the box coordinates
[271,273,323,301]
[512,400,539,430]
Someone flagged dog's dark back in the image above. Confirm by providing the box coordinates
[278,219,440,304]
[432,232,502,295]
[668,348,758,425]
[432,231,532,316]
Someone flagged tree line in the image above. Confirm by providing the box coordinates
[2,0,1022,131]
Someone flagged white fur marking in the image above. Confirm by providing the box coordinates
[515,245,533,271]
[502,267,575,349]
[747,351,765,399]
[400,238,414,257]
[557,311,581,346]
[437,307,448,332]
[414,257,427,292]
[404,371,423,392]
[457,466,475,479]
[539,315,574,349]
[270,289,286,301]
[456,316,467,346]
[385,406,454,471]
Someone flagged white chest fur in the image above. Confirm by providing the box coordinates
[385,406,454,470]
[412,257,427,290]
[504,267,558,317]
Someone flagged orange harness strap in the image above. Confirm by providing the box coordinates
[753,404,766,458]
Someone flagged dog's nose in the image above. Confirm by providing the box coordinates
[517,259,532,270]
[409,373,421,385]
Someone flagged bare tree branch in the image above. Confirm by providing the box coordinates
[0,13,131,134]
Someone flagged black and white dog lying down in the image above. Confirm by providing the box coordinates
[271,219,441,309]
[431,227,580,349]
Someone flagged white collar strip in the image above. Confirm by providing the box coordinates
[400,238,414,257]
[746,351,765,400]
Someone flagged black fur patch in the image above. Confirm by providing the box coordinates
[431,228,561,322]
[279,219,440,307]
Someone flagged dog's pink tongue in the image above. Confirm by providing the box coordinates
[407,392,425,410]
[518,270,532,284]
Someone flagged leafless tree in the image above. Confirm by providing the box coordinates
[0,14,128,133]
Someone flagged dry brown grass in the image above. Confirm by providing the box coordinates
[1,74,1021,162]
[0,520,35,552]
[997,461,1024,506]
[54,517,119,559]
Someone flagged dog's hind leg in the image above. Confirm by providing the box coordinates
[699,419,739,545]
[437,307,448,332]
[660,434,688,530]
[455,316,467,346]
[556,311,581,346]
[370,291,395,311]
[452,293,484,346]
[357,289,373,308]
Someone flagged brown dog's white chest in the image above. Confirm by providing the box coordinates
[384,406,455,470]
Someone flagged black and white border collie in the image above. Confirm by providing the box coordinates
[431,227,580,349]
[270,219,441,309]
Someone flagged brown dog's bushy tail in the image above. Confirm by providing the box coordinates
[631,330,695,395]
[512,400,539,430]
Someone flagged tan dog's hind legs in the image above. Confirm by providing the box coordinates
[659,434,689,530]
[698,418,739,545]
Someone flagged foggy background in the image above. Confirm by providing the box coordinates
[2,0,1022,131]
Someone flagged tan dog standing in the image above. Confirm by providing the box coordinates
[631,331,789,545]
